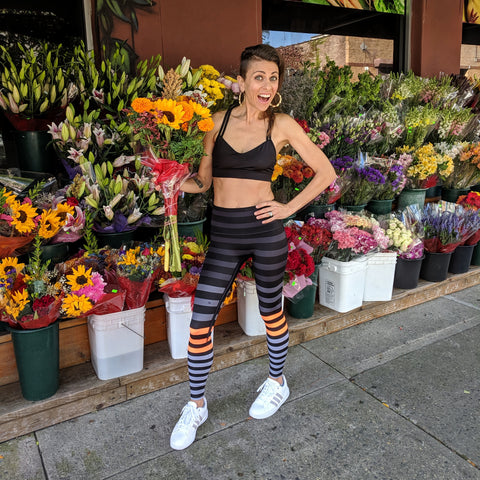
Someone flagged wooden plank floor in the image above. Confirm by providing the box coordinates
[1,268,479,443]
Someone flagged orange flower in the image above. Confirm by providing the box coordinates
[198,118,214,132]
[178,101,194,122]
[131,97,154,114]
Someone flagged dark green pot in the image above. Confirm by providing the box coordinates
[441,187,470,203]
[95,230,136,249]
[366,198,394,215]
[177,218,206,239]
[340,204,367,212]
[9,322,59,401]
[449,245,474,274]
[302,203,336,220]
[285,268,318,319]
[40,243,70,268]
[12,130,58,174]
[420,251,452,282]
[472,242,480,266]
[397,189,426,210]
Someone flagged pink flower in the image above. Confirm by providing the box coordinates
[74,272,106,303]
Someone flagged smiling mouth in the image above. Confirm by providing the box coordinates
[258,94,271,103]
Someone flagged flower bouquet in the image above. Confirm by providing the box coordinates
[158,234,208,299]
[127,73,214,272]
[331,156,386,207]
[283,221,316,299]
[323,210,390,262]
[0,187,37,257]
[383,214,424,260]
[0,235,62,329]
[420,203,478,253]
[369,154,411,201]
[272,153,315,205]
[398,143,454,189]
[113,245,163,310]
[442,142,480,189]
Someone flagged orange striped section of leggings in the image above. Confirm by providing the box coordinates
[262,311,288,337]
[188,326,213,355]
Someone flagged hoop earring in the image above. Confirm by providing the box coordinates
[239,91,245,106]
[271,92,282,108]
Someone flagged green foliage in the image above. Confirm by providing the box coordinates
[83,210,98,254]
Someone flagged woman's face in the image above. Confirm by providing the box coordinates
[238,59,279,111]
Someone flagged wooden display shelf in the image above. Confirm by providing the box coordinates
[1,268,480,443]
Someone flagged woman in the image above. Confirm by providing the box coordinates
[170,44,336,450]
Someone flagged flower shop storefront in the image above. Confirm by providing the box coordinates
[3,9,480,442]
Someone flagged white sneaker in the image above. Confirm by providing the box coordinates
[249,376,290,420]
[170,399,208,450]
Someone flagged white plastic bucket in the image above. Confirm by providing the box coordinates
[363,251,397,302]
[319,256,367,313]
[164,295,193,359]
[88,306,145,380]
[236,280,266,336]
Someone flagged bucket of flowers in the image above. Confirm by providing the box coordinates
[0,233,63,400]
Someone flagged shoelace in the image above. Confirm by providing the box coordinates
[175,404,197,431]
[256,379,278,404]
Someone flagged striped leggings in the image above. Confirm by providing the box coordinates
[188,205,289,400]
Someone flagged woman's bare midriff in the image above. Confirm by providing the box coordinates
[213,177,274,208]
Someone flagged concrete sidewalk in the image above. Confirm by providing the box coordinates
[1,285,480,480]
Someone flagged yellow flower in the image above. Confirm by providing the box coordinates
[182,253,194,261]
[10,201,38,234]
[5,288,29,318]
[62,294,93,317]
[271,164,283,181]
[190,101,212,119]
[53,202,74,226]
[37,209,62,239]
[153,98,185,130]
[0,257,25,278]
[185,242,200,253]
[2,189,18,208]
[66,265,94,291]
[118,247,140,266]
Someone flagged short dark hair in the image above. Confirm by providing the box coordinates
[239,44,285,88]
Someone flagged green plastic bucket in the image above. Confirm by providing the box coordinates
[177,218,206,238]
[9,321,59,401]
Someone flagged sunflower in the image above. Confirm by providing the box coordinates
[1,188,18,208]
[131,97,154,114]
[10,201,38,234]
[53,202,74,226]
[178,101,194,122]
[190,100,212,119]
[37,209,62,239]
[66,265,94,291]
[62,294,93,317]
[0,257,25,278]
[7,288,29,317]
[153,98,185,129]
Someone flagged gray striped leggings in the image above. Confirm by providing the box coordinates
[188,205,289,400]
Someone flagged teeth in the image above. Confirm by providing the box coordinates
[259,94,270,98]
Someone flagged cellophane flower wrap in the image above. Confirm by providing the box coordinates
[382,212,424,260]
[57,253,126,318]
[323,210,391,262]
[442,142,480,189]
[457,191,480,245]
[128,93,213,272]
[332,156,385,206]
[420,202,480,253]
[0,187,38,257]
[158,233,208,301]
[271,153,315,204]
[0,236,62,329]
[114,245,163,309]
[283,221,316,298]
[370,154,411,200]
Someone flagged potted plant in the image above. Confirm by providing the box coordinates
[0,41,77,173]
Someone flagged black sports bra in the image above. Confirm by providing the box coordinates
[212,107,276,182]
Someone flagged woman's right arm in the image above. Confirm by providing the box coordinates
[180,110,223,193]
